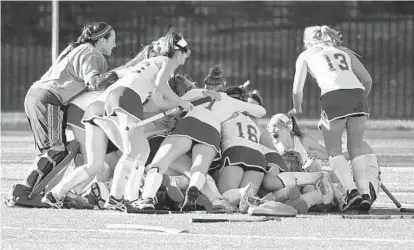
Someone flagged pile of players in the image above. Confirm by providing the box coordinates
[7,24,379,215]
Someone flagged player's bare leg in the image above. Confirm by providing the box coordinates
[42,123,108,208]
[321,118,361,211]
[138,136,192,210]
[181,143,217,212]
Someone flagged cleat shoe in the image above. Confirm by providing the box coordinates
[104,196,126,212]
[162,175,184,203]
[181,186,199,212]
[4,185,18,207]
[342,189,362,212]
[239,182,260,214]
[315,171,334,205]
[212,198,238,213]
[358,194,372,212]
[136,197,156,210]
[125,199,141,213]
[63,191,93,210]
[87,182,109,210]
[42,192,64,209]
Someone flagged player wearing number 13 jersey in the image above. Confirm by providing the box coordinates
[291,25,374,212]
[138,65,266,212]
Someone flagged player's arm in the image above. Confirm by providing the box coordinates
[345,48,372,95]
[302,135,329,160]
[233,98,266,118]
[153,59,183,103]
[292,52,308,113]
[80,55,118,91]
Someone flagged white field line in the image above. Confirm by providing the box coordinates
[2,226,414,244]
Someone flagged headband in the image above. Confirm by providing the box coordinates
[174,37,188,52]
[91,25,113,40]
[268,114,293,132]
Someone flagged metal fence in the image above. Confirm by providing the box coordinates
[1,2,413,118]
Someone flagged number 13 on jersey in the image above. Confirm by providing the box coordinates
[324,53,350,71]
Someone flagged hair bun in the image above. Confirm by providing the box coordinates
[204,64,226,86]
[209,65,223,79]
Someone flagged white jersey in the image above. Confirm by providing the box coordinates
[97,56,168,102]
[306,46,365,95]
[221,112,261,152]
[181,89,266,131]
[70,91,101,109]
[68,89,172,137]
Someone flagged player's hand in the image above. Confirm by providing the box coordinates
[308,150,328,160]
[287,108,302,117]
[203,90,221,101]
[179,100,194,112]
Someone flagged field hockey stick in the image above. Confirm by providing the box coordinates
[302,157,315,171]
[125,96,213,131]
[381,182,414,213]
[125,107,182,131]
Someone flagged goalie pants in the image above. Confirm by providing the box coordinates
[24,87,69,189]
[24,87,67,155]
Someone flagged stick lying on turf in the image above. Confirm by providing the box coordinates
[343,215,414,220]
[105,224,189,234]
[191,217,281,223]
[381,183,414,213]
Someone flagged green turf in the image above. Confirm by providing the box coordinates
[2,112,414,131]
[1,129,414,249]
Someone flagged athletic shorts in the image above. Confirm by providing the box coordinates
[145,135,167,166]
[169,116,221,154]
[105,86,144,120]
[67,101,118,155]
[320,88,369,122]
[219,146,267,173]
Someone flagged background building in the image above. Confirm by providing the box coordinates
[1,1,413,118]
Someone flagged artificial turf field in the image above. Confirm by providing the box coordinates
[1,128,414,250]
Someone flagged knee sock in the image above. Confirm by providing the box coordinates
[141,167,163,200]
[351,155,370,196]
[329,155,357,192]
[188,171,206,190]
[109,155,134,200]
[124,160,146,202]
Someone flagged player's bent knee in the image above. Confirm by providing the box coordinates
[262,174,284,191]
[84,163,104,176]
[146,167,159,176]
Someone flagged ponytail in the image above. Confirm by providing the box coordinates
[320,25,343,46]
[290,115,303,137]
